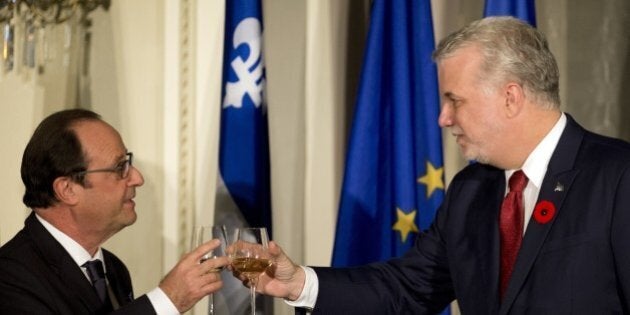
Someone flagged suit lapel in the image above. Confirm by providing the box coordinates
[481,169,506,312]
[499,170,578,313]
[104,250,135,307]
[450,165,505,312]
[26,213,104,313]
[499,115,585,314]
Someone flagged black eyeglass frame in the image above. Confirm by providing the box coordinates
[73,152,133,179]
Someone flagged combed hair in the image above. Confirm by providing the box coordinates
[433,16,560,108]
[21,109,102,208]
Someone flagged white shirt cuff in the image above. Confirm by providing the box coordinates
[284,266,319,310]
[146,287,180,315]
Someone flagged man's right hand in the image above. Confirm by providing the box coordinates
[249,241,306,301]
[158,239,229,313]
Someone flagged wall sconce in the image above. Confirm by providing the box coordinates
[1,0,109,73]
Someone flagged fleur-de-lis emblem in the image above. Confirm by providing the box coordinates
[223,18,266,109]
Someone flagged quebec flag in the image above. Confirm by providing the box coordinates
[332,0,445,307]
[484,0,536,26]
[214,0,272,313]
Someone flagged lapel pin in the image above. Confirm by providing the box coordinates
[554,182,564,192]
[534,200,556,224]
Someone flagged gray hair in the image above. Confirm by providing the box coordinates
[433,16,560,108]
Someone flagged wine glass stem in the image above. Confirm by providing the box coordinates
[209,293,215,314]
[250,283,256,315]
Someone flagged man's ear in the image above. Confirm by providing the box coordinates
[52,177,79,205]
[504,82,526,118]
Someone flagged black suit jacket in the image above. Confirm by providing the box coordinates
[0,213,156,314]
[304,115,630,314]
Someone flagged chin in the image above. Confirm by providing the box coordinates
[461,148,477,162]
[461,145,489,165]
[472,155,491,165]
[128,212,138,225]
[121,209,138,226]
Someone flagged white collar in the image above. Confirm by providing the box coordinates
[506,113,567,187]
[35,213,105,269]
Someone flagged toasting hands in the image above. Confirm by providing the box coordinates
[231,241,307,301]
[159,239,229,313]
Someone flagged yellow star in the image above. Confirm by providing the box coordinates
[417,161,444,198]
[392,208,419,243]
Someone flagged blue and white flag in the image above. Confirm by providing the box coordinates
[331,2,447,314]
[214,0,272,313]
[484,0,536,26]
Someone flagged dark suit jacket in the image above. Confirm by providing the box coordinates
[0,212,156,314]
[304,115,630,314]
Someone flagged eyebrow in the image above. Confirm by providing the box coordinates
[443,91,461,101]
[110,152,128,165]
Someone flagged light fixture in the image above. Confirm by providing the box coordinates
[1,0,109,72]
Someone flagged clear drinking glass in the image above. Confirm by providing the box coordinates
[192,225,229,314]
[231,227,271,315]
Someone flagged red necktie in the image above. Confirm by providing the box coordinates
[499,170,528,299]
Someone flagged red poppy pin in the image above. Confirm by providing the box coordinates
[533,200,556,224]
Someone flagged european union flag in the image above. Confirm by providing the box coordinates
[331,0,444,271]
[484,0,536,26]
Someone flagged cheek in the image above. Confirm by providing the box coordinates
[98,185,127,209]
[455,108,478,132]
[473,102,501,126]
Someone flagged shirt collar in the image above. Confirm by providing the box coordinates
[35,213,104,267]
[506,113,567,188]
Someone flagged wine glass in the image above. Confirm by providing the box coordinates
[231,227,271,315]
[192,225,229,314]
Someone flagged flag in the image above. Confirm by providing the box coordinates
[217,0,272,232]
[214,0,272,313]
[331,0,445,278]
[484,0,536,26]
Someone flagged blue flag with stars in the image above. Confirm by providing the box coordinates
[331,0,445,272]
[484,0,536,26]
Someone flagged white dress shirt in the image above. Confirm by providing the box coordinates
[36,214,180,315]
[510,113,566,233]
[287,113,567,310]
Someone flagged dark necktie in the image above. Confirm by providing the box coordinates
[499,170,528,299]
[83,259,112,310]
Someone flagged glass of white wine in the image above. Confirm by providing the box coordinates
[192,225,229,314]
[231,227,271,315]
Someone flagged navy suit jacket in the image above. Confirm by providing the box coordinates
[0,212,156,314]
[304,116,630,314]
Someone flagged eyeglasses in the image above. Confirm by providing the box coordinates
[74,152,133,179]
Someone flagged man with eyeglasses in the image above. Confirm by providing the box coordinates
[0,109,227,314]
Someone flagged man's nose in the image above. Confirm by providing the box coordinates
[438,105,452,128]
[128,166,145,187]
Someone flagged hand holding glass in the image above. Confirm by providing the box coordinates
[192,225,228,314]
[231,227,271,315]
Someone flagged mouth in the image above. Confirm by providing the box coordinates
[450,128,462,138]
[124,199,136,208]
[124,193,136,207]
[453,134,467,147]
